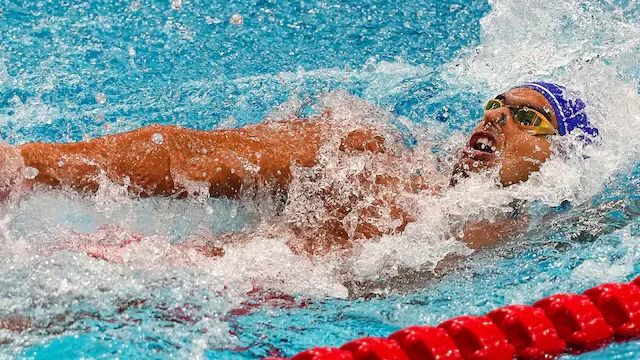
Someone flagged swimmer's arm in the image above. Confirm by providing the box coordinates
[461,214,530,249]
[339,128,386,153]
[18,125,176,196]
[17,121,320,197]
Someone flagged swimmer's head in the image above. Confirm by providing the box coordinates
[453,82,598,186]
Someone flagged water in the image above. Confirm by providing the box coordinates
[0,0,639,359]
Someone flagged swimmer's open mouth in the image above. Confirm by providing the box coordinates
[460,131,503,164]
[468,131,499,154]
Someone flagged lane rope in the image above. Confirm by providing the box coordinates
[266,277,640,360]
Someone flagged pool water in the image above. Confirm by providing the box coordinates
[1,0,640,359]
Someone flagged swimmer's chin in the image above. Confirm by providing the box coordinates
[450,153,499,186]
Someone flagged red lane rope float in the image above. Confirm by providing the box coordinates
[488,305,565,359]
[389,326,462,360]
[265,277,640,360]
[534,293,613,351]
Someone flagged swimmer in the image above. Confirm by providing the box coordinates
[0,82,598,254]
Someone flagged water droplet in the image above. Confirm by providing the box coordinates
[230,14,244,26]
[171,0,182,10]
[151,133,164,144]
[95,93,107,105]
[130,1,141,11]
[23,167,39,179]
[205,16,223,25]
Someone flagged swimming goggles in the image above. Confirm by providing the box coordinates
[485,96,558,136]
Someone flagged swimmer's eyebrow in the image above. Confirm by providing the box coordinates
[502,92,552,117]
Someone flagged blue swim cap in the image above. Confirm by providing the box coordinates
[520,82,599,140]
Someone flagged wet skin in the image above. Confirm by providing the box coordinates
[455,87,558,186]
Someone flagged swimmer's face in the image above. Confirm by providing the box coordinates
[453,87,558,186]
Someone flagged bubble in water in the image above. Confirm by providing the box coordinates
[57,160,64,168]
[449,4,460,12]
[22,167,38,179]
[230,14,244,26]
[10,95,23,106]
[95,93,107,105]
[205,206,214,215]
[151,133,164,144]
[171,0,182,10]
[128,47,136,57]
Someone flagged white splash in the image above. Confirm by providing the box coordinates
[0,96,58,129]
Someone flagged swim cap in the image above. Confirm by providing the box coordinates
[520,81,599,140]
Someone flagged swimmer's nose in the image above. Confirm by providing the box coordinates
[481,107,512,131]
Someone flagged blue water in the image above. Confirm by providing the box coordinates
[1,0,640,359]
[0,0,486,141]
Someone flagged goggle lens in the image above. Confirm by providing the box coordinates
[485,99,503,111]
[514,109,542,126]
